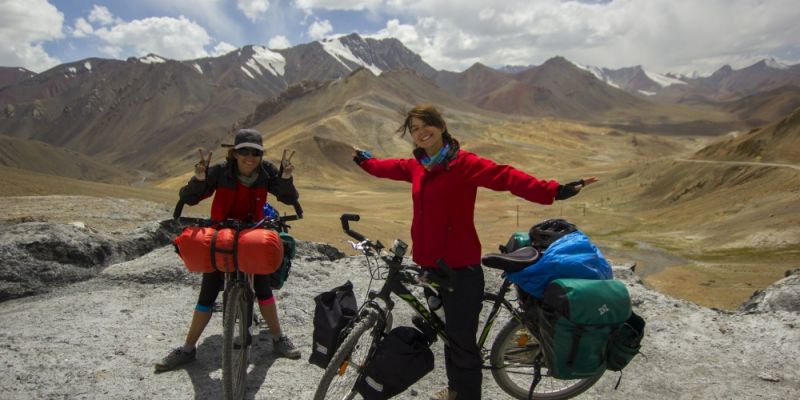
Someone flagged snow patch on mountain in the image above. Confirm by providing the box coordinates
[139,54,166,64]
[240,65,254,79]
[571,61,621,89]
[249,46,285,76]
[192,63,202,74]
[643,70,687,87]
[765,57,790,70]
[84,62,92,71]
[320,37,382,75]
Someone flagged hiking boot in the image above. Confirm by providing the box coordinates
[429,387,457,400]
[272,334,301,359]
[154,347,196,373]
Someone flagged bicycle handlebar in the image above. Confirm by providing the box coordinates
[172,200,302,231]
[340,214,366,243]
[340,213,456,292]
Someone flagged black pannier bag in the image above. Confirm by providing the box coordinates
[308,281,358,368]
[355,326,435,399]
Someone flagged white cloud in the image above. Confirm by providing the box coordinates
[88,5,117,26]
[72,18,94,38]
[308,19,333,40]
[93,16,212,60]
[0,0,63,72]
[237,0,270,22]
[297,0,800,74]
[294,0,383,12]
[137,0,246,45]
[212,41,238,56]
[268,35,291,49]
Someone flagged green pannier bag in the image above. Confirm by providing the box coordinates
[500,231,531,253]
[269,232,296,290]
[538,278,632,379]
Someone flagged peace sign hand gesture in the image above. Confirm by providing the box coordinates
[194,149,212,181]
[280,149,295,179]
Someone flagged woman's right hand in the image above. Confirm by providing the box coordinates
[194,149,212,181]
[352,146,373,165]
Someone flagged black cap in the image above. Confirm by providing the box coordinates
[223,129,263,151]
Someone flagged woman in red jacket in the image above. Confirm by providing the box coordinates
[353,104,596,400]
[155,129,302,373]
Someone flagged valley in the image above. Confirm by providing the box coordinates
[1,34,798,311]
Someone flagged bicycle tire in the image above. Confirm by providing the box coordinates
[490,318,602,400]
[313,311,379,400]
[222,285,251,400]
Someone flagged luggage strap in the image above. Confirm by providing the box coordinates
[566,325,584,368]
[210,228,241,272]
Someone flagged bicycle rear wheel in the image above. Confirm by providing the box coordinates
[313,311,379,400]
[490,319,602,400]
[223,285,251,400]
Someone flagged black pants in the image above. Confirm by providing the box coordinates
[197,270,274,308]
[427,266,485,399]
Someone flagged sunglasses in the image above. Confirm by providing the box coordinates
[236,148,264,157]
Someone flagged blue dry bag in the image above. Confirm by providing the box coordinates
[506,231,612,298]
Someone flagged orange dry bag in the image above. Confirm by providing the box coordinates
[175,227,284,274]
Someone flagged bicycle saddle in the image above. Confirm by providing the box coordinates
[481,246,540,273]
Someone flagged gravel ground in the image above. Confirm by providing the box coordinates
[1,243,798,400]
[0,196,798,399]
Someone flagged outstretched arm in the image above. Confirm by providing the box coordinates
[353,146,413,183]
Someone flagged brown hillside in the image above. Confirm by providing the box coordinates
[722,85,800,125]
[0,135,134,183]
[695,106,800,163]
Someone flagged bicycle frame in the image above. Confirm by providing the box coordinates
[477,278,525,358]
[351,246,453,347]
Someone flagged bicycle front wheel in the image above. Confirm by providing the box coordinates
[313,311,379,400]
[222,285,251,400]
[490,319,602,400]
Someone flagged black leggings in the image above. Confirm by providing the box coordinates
[425,265,485,400]
[196,270,274,311]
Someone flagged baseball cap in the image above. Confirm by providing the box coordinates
[223,129,264,151]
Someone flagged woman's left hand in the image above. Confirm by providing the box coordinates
[555,176,598,200]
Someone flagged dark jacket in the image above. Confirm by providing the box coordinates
[179,159,299,222]
[359,149,558,268]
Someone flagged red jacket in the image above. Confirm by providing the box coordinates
[179,160,299,222]
[360,150,559,268]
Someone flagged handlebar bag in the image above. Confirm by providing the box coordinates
[355,326,434,400]
[309,281,358,368]
[174,226,284,274]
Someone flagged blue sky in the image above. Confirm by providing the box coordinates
[2,0,799,75]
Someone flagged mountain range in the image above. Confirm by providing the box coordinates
[0,33,798,182]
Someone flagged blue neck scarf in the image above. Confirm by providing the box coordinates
[419,143,451,170]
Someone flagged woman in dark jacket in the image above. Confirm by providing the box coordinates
[353,105,596,400]
[155,129,302,373]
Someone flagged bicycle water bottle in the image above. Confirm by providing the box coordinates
[263,202,278,220]
[427,292,446,323]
